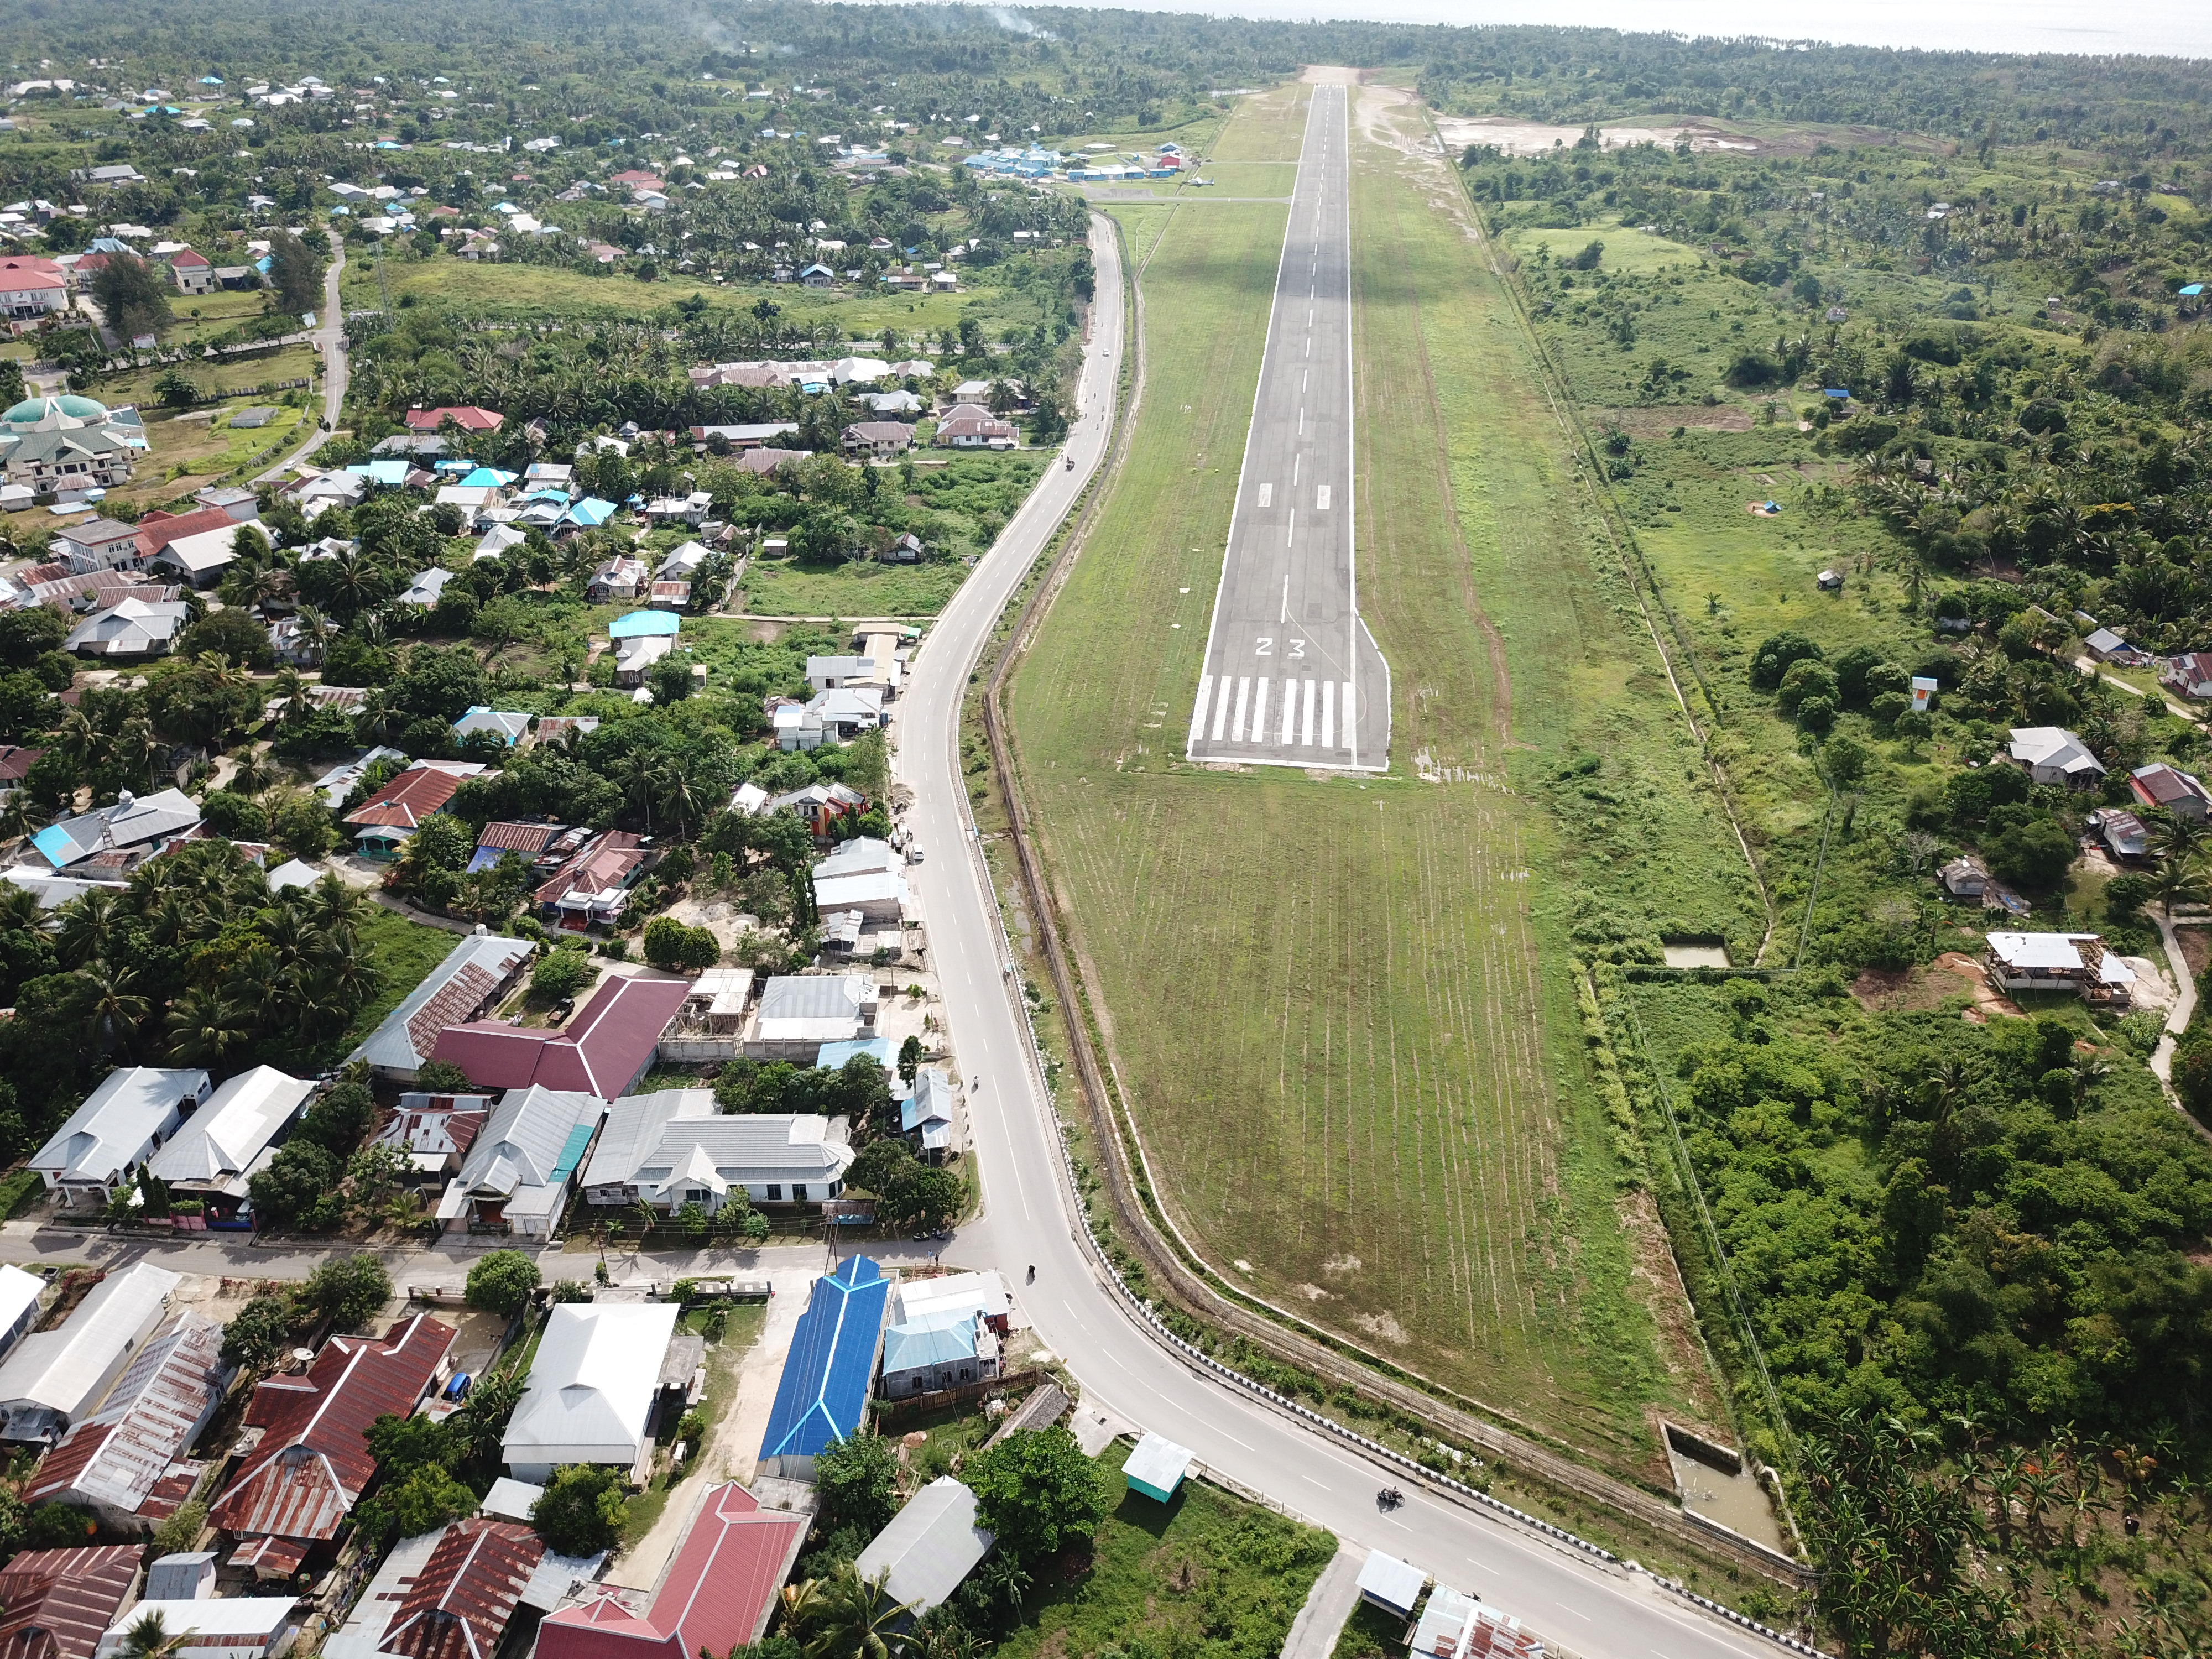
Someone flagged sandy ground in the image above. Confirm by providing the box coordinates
[1434,114,1759,155]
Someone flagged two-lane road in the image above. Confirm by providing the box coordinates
[896,207,1785,1659]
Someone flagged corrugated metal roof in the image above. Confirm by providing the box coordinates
[347,765,464,830]
[0,1262,181,1436]
[759,1258,888,1459]
[476,822,562,853]
[29,1069,207,1184]
[0,1546,143,1659]
[502,1305,677,1466]
[536,1484,804,1659]
[580,1091,715,1193]
[211,1314,455,1542]
[383,1520,543,1659]
[435,978,686,1100]
[149,1067,311,1188]
[27,1311,227,1518]
[351,934,533,1073]
[853,1478,993,1613]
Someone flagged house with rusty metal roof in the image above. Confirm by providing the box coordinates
[25,1311,229,1527]
[351,933,535,1082]
[0,1545,144,1659]
[380,1520,544,1659]
[210,1314,456,1571]
[535,1484,806,1659]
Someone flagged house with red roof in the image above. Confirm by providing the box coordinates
[404,406,504,434]
[0,1545,144,1659]
[210,1314,456,1577]
[133,505,251,587]
[345,761,487,859]
[536,1483,805,1659]
[166,249,215,296]
[431,973,689,1099]
[0,257,66,329]
[380,1519,544,1659]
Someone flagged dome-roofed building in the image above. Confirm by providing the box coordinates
[0,392,138,497]
[3,392,109,430]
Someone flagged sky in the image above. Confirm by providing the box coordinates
[1016,0,2212,60]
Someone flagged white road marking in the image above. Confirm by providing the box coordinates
[1280,573,1290,624]
[1251,677,1269,742]
[1292,453,1300,484]
[1321,679,1335,748]
[1555,1607,1592,1623]
[1189,676,1213,745]
[1210,673,1232,741]
[1316,484,1331,510]
[1258,481,1272,507]
[1286,508,1296,547]
[1231,675,1251,742]
[1343,680,1355,751]
[1301,678,1316,745]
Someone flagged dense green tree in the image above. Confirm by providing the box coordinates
[963,1426,1112,1563]
[466,1249,541,1314]
[88,253,173,342]
[531,1463,627,1555]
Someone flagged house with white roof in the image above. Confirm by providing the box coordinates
[28,787,201,871]
[64,597,191,657]
[0,1263,46,1365]
[92,1598,301,1659]
[900,1069,955,1158]
[578,1088,715,1204]
[29,1067,211,1210]
[747,974,878,1058]
[853,1477,993,1609]
[597,1109,853,1213]
[147,1066,312,1220]
[2007,727,2106,791]
[0,1261,181,1443]
[892,1271,1007,1333]
[434,1086,606,1235]
[1986,931,2135,1008]
[502,1302,682,1483]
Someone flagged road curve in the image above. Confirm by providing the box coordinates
[895,220,1790,1659]
[257,229,349,483]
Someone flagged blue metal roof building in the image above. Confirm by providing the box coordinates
[759,1256,889,1471]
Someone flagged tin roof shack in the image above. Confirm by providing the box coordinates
[143,1554,217,1601]
[92,1601,301,1659]
[1408,1586,1545,1659]
[1986,932,2136,1009]
[0,1546,146,1659]
[2090,808,2149,861]
[1121,1432,1193,1503]
[759,1256,889,1478]
[0,1262,181,1444]
[501,1303,682,1484]
[879,1312,997,1400]
[373,1093,492,1181]
[747,974,878,1060]
[210,1313,457,1557]
[1355,1551,1426,1619]
[535,1483,805,1659]
[2130,763,2212,822]
[351,934,534,1081]
[1938,857,1992,903]
[379,1519,544,1659]
[853,1478,992,1614]
[25,1311,228,1527]
[432,1087,606,1237]
[891,1272,1008,1335]
[147,1067,312,1220]
[29,1067,211,1211]
[0,1263,46,1365]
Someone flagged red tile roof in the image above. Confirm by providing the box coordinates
[0,256,66,293]
[383,1521,544,1659]
[348,764,466,830]
[0,1546,143,1659]
[432,973,688,1098]
[211,1314,456,1543]
[536,1485,804,1659]
[170,249,211,268]
[404,406,504,433]
[0,746,41,784]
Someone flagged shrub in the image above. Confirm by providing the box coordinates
[531,948,596,1001]
[1776,658,1839,717]
[298,1255,392,1329]
[531,1464,627,1556]
[1749,631,1822,691]
[643,916,720,972]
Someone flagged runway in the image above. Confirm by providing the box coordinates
[1186,84,1389,771]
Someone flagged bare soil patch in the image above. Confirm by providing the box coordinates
[1851,951,2022,1020]
[1593,406,1754,437]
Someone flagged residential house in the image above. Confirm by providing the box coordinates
[813,843,909,922]
[901,1070,955,1159]
[1407,1588,1544,1659]
[372,1092,491,1180]
[2130,763,2211,821]
[0,424,138,495]
[0,255,69,327]
[30,789,202,872]
[0,746,36,801]
[0,1262,182,1443]
[92,1601,302,1659]
[0,1265,43,1366]
[878,1313,998,1399]
[2093,808,2149,860]
[534,1484,806,1659]
[0,1547,145,1659]
[931,405,1016,450]
[534,831,646,929]
[771,782,867,837]
[377,1520,545,1659]
[349,932,535,1081]
[433,974,690,1100]
[24,1312,229,1528]
[345,761,484,859]
[452,707,531,748]
[1985,932,2136,1008]
[135,507,249,587]
[190,485,260,524]
[147,1066,312,1223]
[2007,727,2106,791]
[51,518,145,574]
[805,655,899,699]
[403,406,503,434]
[468,821,566,873]
[534,717,602,749]
[64,597,191,658]
[208,1313,457,1569]
[168,249,215,294]
[587,555,649,603]
[642,492,713,528]
[28,1067,211,1209]
[893,1271,1008,1335]
[799,263,836,288]
[758,1258,889,1475]
[614,633,672,688]
[598,1109,853,1213]
[853,1478,993,1609]
[748,974,878,1058]
[841,421,914,457]
[283,468,367,519]
[500,1303,682,1482]
[1938,856,1991,902]
[767,690,881,749]
[2162,652,2212,700]
[580,1088,716,1205]
[1355,1553,1426,1619]
[431,1086,606,1235]
[397,567,453,609]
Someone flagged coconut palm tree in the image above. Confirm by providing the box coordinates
[117,1611,190,1659]
[0,790,48,848]
[164,985,259,1069]
[779,1564,913,1659]
[56,887,128,969]
[2151,854,2205,920]
[70,959,149,1059]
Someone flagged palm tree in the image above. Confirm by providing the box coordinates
[1916,1057,1970,1127]
[56,888,128,969]
[2151,854,2205,920]
[779,1564,913,1659]
[0,790,48,848]
[117,1612,190,1659]
[71,959,149,1060]
[164,986,258,1069]
[0,882,40,934]
[228,747,279,799]
[290,605,332,665]
[2147,811,2209,867]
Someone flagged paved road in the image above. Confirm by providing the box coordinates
[893,218,1778,1659]
[1186,85,1389,773]
[257,229,349,483]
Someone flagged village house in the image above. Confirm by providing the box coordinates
[28,1067,211,1209]
[747,973,877,1059]
[64,598,191,658]
[0,1545,144,1659]
[2130,762,2211,821]
[350,932,535,1082]
[1938,855,1992,903]
[2161,651,2212,701]
[931,404,1017,449]
[1985,931,2136,1008]
[24,1311,230,1527]
[841,421,915,457]
[431,1086,607,1236]
[432,973,689,1101]
[146,1066,314,1225]
[0,1263,182,1444]
[344,761,486,860]
[2007,727,2106,791]
[501,1302,686,1483]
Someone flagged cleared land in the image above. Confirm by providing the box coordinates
[1008,82,1746,1478]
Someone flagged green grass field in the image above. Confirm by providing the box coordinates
[994,1448,1336,1659]
[739,557,968,618]
[321,908,470,1068]
[1006,83,1741,1479]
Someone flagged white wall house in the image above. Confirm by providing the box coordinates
[29,1067,211,1210]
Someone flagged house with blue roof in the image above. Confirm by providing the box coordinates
[759,1256,889,1474]
[564,498,617,530]
[817,1037,895,1071]
[901,1070,954,1159]
[879,1308,997,1399]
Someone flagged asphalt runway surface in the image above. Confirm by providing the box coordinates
[1186,84,1390,772]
